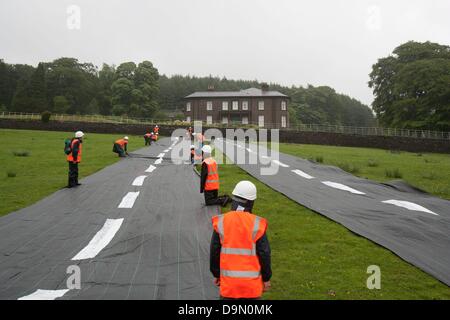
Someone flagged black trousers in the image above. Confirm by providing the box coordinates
[113,143,125,157]
[145,138,152,146]
[204,190,227,206]
[68,162,79,187]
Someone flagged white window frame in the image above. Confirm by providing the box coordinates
[258,115,265,127]
[186,102,191,112]
[242,116,249,125]
[258,100,265,111]
[242,101,248,110]
[222,117,228,124]
[281,101,287,111]
[206,115,213,125]
[281,116,287,128]
[232,101,239,110]
[206,101,213,111]
[222,101,229,111]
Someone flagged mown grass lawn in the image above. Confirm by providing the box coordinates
[214,149,450,299]
[278,143,450,200]
[0,129,142,216]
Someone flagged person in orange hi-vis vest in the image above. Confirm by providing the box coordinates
[211,180,272,299]
[113,136,129,157]
[67,131,84,188]
[200,145,230,206]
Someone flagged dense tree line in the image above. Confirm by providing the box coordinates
[0,57,375,126]
[159,75,375,126]
[369,41,450,131]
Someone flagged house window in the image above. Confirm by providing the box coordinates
[281,101,287,111]
[186,116,191,122]
[206,115,213,125]
[222,101,229,111]
[258,101,265,110]
[232,101,239,110]
[242,116,249,125]
[242,101,248,110]
[281,116,287,128]
[222,117,228,124]
[258,115,264,127]
[207,101,213,111]
[186,102,191,112]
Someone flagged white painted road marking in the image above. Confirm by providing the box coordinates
[18,289,70,300]
[145,165,157,173]
[272,160,290,168]
[292,169,315,180]
[72,218,124,260]
[154,158,162,165]
[157,153,165,158]
[321,181,365,195]
[118,192,140,208]
[132,175,147,186]
[164,149,169,152]
[382,200,438,216]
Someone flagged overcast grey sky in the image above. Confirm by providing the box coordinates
[1,0,449,106]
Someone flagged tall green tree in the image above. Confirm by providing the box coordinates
[369,41,450,130]
[11,63,47,113]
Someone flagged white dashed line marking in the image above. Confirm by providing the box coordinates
[18,289,70,300]
[71,218,124,260]
[145,165,157,173]
[132,175,147,186]
[154,158,162,165]
[157,153,165,158]
[272,160,290,168]
[321,181,365,195]
[292,169,315,179]
[382,200,438,216]
[118,192,140,208]
[164,149,169,152]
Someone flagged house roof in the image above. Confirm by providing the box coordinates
[184,87,289,99]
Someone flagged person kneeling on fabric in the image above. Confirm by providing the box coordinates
[113,136,129,157]
[200,145,230,207]
[210,180,272,299]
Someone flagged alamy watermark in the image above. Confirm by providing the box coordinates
[366,265,381,289]
[66,5,81,30]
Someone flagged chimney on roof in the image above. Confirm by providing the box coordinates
[207,85,215,91]
[261,83,269,91]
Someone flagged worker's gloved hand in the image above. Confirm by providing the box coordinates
[213,278,220,287]
[263,281,271,292]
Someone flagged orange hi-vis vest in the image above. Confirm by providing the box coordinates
[203,157,219,191]
[212,211,268,299]
[67,139,82,163]
[115,139,128,148]
[154,127,159,133]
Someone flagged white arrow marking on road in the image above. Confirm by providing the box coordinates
[18,289,70,300]
[154,158,162,165]
[72,218,124,260]
[145,165,157,173]
[272,160,290,168]
[118,192,140,208]
[382,200,438,216]
[132,175,147,186]
[292,169,315,179]
[321,181,365,195]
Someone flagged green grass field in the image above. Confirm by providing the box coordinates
[0,129,142,216]
[278,143,450,200]
[1,129,449,299]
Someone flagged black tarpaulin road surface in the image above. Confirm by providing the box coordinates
[0,138,219,299]
[214,139,450,287]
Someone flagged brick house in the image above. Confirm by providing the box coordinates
[183,86,290,128]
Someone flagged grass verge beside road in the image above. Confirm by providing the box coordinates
[0,129,142,216]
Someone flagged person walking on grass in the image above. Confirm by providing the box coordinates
[113,136,129,157]
[66,131,84,188]
[210,181,272,300]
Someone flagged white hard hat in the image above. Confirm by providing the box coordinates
[124,136,129,140]
[155,125,159,128]
[202,145,212,154]
[190,145,196,149]
[151,132,154,134]
[75,131,84,138]
[232,180,257,201]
